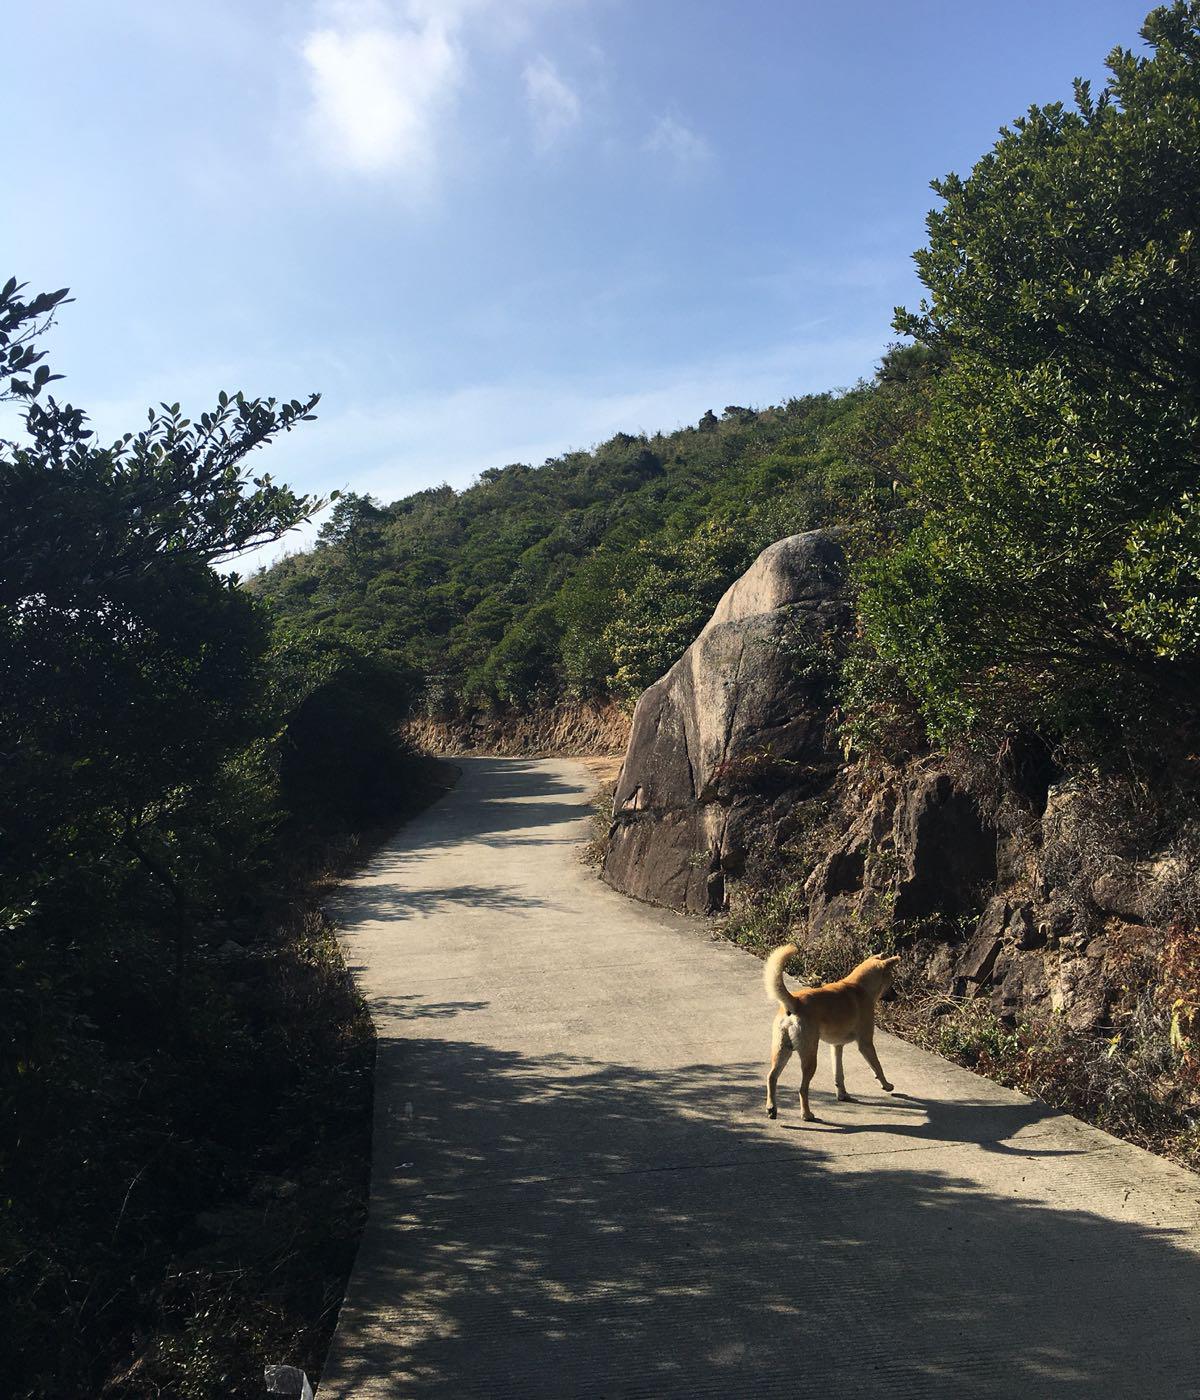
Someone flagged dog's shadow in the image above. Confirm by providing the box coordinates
[782,1089,1087,1156]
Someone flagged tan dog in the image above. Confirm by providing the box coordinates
[764,944,901,1120]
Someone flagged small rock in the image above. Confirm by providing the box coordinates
[957,927,1004,985]
[1009,904,1043,949]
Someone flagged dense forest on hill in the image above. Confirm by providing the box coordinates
[252,367,927,714]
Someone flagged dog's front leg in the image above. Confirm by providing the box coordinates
[856,1036,894,1093]
[832,1044,855,1102]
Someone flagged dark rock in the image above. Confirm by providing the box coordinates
[603,531,849,912]
[1090,869,1145,924]
[1009,903,1042,949]
[992,948,1051,1012]
[822,846,867,898]
[1057,953,1112,1030]
[995,831,1029,886]
[892,773,997,920]
[957,899,1007,986]
[806,765,998,935]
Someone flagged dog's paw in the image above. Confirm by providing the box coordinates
[880,1081,894,1093]
[802,1110,818,1122]
[836,1092,857,1103]
[766,1104,777,1119]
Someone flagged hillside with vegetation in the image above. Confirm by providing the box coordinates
[251,376,924,717]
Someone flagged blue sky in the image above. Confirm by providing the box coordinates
[4,0,1157,560]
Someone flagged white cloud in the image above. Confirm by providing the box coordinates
[644,114,712,174]
[301,5,463,179]
[299,0,574,180]
[523,55,581,151]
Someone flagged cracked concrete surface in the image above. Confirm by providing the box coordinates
[318,757,1200,1399]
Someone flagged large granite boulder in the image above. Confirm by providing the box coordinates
[602,530,849,912]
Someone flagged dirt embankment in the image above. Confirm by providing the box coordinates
[403,701,631,758]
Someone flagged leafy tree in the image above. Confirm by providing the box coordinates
[861,1,1200,744]
[555,549,632,699]
[0,283,405,1394]
[1,277,322,961]
[316,489,382,564]
[607,524,750,697]
[0,277,69,407]
[468,601,564,708]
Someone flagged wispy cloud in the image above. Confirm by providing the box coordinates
[523,55,581,151]
[644,114,712,174]
[301,2,464,181]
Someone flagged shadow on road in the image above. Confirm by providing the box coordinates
[322,1032,1200,1399]
[367,995,491,1021]
[367,759,590,860]
[338,880,552,923]
[792,1089,1092,1157]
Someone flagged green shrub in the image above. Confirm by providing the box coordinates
[860,3,1200,749]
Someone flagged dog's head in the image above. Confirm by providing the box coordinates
[862,953,902,1002]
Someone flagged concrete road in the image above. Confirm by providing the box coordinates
[319,758,1200,1399]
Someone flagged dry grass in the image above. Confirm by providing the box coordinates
[883,983,1200,1171]
[403,702,631,757]
[580,764,619,868]
[578,754,623,787]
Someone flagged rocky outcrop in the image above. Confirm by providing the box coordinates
[603,533,1188,1033]
[803,767,1135,1030]
[602,531,849,912]
[804,767,998,933]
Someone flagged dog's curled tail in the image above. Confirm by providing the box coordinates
[764,943,801,1014]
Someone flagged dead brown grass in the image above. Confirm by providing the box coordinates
[403,702,631,757]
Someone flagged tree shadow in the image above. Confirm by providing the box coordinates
[335,882,553,924]
[367,995,491,1021]
[319,1037,1200,1398]
[359,758,589,861]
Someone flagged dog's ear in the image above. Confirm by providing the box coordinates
[886,954,901,966]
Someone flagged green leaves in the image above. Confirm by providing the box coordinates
[860,2,1200,748]
[0,279,70,405]
[1111,490,1200,656]
[0,282,326,946]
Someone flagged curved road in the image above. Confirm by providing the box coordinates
[319,758,1200,1399]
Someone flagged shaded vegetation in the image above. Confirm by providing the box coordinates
[0,281,439,1397]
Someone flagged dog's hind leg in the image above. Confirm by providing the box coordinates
[856,1035,894,1093]
[832,1044,855,1102]
[766,1018,793,1119]
[798,1031,819,1122]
